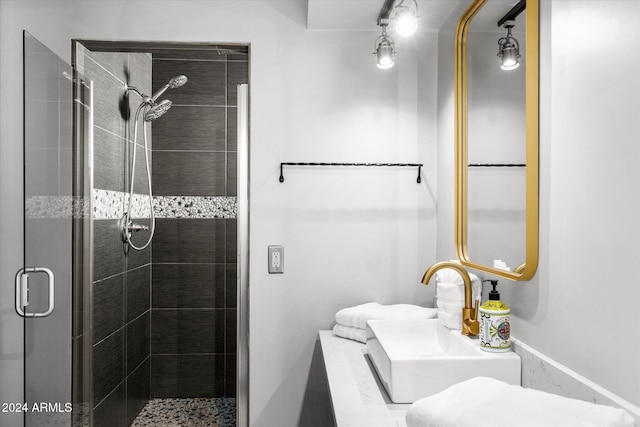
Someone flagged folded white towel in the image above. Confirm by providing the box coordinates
[406,377,634,427]
[331,324,372,343]
[335,302,437,330]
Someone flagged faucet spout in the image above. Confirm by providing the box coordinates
[421,261,479,336]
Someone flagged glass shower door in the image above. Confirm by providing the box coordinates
[21,31,73,426]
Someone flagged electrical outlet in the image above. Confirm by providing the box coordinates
[268,245,284,274]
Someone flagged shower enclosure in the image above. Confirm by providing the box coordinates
[21,32,249,426]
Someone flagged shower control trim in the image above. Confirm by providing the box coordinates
[118,215,150,243]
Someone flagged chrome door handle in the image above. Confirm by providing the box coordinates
[15,267,55,318]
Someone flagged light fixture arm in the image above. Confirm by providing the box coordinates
[497,0,526,27]
[373,23,397,69]
[378,0,419,25]
[497,26,520,53]
[377,0,395,25]
[497,20,521,70]
[373,24,393,50]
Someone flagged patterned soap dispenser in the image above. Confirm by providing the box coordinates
[479,280,511,352]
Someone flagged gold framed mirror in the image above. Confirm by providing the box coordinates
[454,0,539,281]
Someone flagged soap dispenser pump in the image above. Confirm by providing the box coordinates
[479,280,511,352]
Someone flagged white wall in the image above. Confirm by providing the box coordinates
[0,1,438,426]
[437,0,640,410]
[249,22,438,427]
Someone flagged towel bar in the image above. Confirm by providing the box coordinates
[467,163,526,167]
[279,162,423,183]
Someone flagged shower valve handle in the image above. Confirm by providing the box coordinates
[118,215,149,243]
[129,223,149,233]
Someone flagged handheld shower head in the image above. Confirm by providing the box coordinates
[151,75,188,102]
[168,75,188,88]
[144,99,172,122]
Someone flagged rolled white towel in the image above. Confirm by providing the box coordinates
[331,324,372,343]
[435,272,482,302]
[435,269,481,331]
[335,302,437,330]
[434,268,458,283]
[435,300,464,330]
[406,377,634,427]
[434,261,480,284]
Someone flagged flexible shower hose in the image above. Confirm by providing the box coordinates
[124,102,156,251]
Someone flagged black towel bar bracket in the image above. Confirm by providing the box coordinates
[279,162,423,183]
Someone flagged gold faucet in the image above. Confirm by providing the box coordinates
[421,261,479,336]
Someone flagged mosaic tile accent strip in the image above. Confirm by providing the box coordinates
[131,397,236,427]
[93,189,124,219]
[26,191,237,220]
[154,195,237,219]
[92,189,236,220]
[92,189,151,220]
[25,196,90,219]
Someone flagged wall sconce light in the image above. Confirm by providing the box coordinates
[393,0,418,37]
[373,23,396,69]
[497,20,520,70]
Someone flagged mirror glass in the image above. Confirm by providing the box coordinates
[455,0,538,281]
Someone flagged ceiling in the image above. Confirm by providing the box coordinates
[306,0,463,31]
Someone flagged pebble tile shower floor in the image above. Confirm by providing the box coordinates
[131,398,236,427]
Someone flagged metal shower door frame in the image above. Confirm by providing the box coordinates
[236,82,250,427]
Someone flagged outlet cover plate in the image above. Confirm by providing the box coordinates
[268,245,284,274]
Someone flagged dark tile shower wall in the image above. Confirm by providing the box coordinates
[83,50,152,426]
[150,51,247,398]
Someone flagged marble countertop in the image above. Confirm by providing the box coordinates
[319,331,411,427]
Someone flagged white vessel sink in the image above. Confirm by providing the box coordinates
[366,319,521,403]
